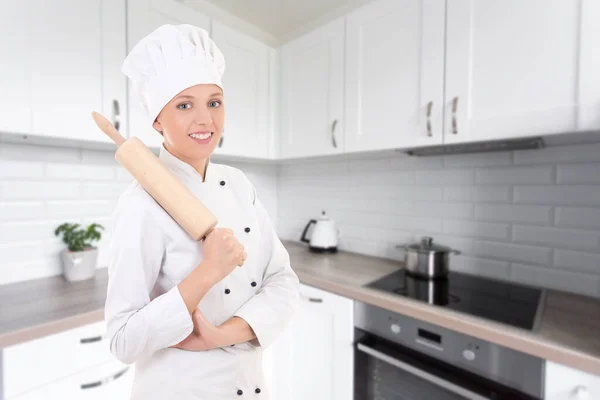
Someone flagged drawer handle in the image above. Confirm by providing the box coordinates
[569,385,590,400]
[80,335,103,344]
[301,294,323,303]
[426,101,433,137]
[80,366,129,390]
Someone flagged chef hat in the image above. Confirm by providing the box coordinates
[122,24,226,127]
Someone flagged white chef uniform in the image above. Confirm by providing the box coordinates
[104,143,300,399]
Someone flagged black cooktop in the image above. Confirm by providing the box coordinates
[365,269,543,331]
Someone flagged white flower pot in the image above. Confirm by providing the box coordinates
[60,248,98,282]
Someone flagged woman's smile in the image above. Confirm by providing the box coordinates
[189,131,214,144]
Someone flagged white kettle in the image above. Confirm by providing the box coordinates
[300,210,339,253]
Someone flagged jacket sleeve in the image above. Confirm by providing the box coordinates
[233,183,300,349]
[104,197,193,364]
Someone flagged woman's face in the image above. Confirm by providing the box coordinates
[152,83,224,161]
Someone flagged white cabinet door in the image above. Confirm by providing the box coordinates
[279,17,345,159]
[0,0,125,143]
[9,361,134,400]
[126,0,210,150]
[444,0,600,144]
[544,361,600,400]
[345,0,445,153]
[210,21,272,159]
[0,3,30,135]
[268,284,354,400]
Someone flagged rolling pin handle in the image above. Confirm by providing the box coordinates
[91,111,126,146]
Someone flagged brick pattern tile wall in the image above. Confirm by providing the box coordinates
[277,143,600,299]
[0,142,278,285]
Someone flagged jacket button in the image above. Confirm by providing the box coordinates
[225,288,231,294]
[220,180,226,186]
[237,389,243,395]
[251,281,257,287]
[244,227,251,233]
[255,388,261,394]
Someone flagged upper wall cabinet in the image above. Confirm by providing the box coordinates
[0,0,126,143]
[279,17,346,159]
[344,0,445,153]
[211,21,273,159]
[126,0,210,149]
[444,0,600,144]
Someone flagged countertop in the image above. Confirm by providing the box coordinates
[1,240,599,377]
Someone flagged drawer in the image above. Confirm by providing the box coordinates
[4,320,115,399]
[545,361,600,400]
[8,359,134,400]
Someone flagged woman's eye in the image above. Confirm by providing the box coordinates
[209,100,221,108]
[178,103,192,110]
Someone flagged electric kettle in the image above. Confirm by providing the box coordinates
[300,210,339,253]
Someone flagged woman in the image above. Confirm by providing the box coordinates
[104,24,300,399]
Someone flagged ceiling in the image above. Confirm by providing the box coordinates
[182,0,375,44]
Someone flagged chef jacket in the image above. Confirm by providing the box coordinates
[104,144,300,399]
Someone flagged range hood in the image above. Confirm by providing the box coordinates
[404,137,545,156]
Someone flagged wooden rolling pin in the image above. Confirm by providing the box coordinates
[91,111,218,241]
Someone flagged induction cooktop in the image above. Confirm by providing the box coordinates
[365,269,544,331]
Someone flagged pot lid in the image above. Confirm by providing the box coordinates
[407,236,453,252]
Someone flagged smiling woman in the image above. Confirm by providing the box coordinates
[104,24,300,400]
[152,86,225,181]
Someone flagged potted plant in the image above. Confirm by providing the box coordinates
[54,222,104,282]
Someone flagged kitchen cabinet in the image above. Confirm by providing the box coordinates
[9,361,134,400]
[344,0,445,153]
[279,17,345,159]
[211,21,273,159]
[444,0,600,144]
[544,361,600,400]
[264,283,354,400]
[3,321,126,399]
[126,0,210,150]
[0,0,126,143]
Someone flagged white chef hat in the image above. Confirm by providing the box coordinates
[122,24,226,127]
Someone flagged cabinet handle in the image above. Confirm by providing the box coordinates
[426,101,433,137]
[80,367,129,390]
[331,119,338,148]
[80,335,103,344]
[218,136,224,148]
[569,385,590,400]
[112,99,120,131]
[301,294,323,303]
[451,96,459,135]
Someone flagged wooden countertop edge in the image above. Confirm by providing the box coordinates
[0,309,104,349]
[296,271,600,377]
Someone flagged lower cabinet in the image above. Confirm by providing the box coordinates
[544,361,600,400]
[264,283,354,400]
[3,320,133,400]
[9,361,134,400]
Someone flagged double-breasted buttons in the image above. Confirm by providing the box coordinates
[255,388,261,394]
[251,281,257,287]
[244,226,251,233]
[220,180,226,186]
[237,389,243,395]
[225,288,231,294]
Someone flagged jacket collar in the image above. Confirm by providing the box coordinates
[158,144,215,183]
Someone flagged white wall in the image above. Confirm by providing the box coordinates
[0,142,278,285]
[277,143,600,299]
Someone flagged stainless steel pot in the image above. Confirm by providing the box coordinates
[396,236,460,279]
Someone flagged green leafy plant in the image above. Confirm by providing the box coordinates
[54,223,104,252]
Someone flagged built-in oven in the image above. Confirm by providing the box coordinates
[354,301,545,400]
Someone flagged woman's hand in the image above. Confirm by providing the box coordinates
[202,228,247,285]
[171,308,223,351]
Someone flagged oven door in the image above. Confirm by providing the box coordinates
[354,329,541,400]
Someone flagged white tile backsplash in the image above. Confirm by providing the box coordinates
[278,143,600,298]
[0,142,278,286]
[2,140,600,299]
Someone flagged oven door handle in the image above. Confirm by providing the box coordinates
[356,342,491,400]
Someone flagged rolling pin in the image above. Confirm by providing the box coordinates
[91,111,218,241]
